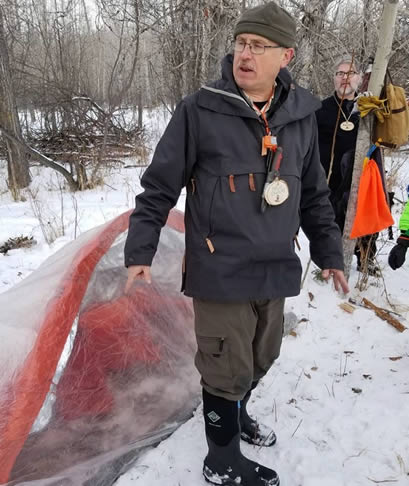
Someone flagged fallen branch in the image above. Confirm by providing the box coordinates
[349,298,404,318]
[362,298,407,333]
[0,124,78,191]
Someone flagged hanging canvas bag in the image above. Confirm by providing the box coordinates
[374,71,409,148]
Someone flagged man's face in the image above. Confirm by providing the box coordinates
[233,33,294,100]
[334,63,361,99]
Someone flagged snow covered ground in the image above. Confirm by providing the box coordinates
[1,145,408,485]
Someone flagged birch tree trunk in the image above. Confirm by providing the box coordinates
[0,5,31,197]
[342,0,400,280]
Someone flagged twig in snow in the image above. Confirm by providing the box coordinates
[367,478,398,484]
[258,428,277,450]
[301,258,312,289]
[294,369,303,390]
[342,448,367,466]
[343,353,349,377]
[291,419,303,438]
[104,183,117,191]
[396,453,406,474]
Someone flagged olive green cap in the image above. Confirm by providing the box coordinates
[234,2,296,48]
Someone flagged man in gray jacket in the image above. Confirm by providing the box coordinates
[125,2,349,485]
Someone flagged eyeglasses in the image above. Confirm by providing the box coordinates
[335,70,358,77]
[234,39,283,55]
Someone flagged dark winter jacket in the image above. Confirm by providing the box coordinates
[316,93,360,192]
[125,54,344,301]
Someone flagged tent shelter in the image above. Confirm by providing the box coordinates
[0,209,200,485]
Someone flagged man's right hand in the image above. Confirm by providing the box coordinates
[125,265,152,293]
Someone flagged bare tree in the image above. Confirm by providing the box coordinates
[154,0,242,109]
[290,0,333,89]
[342,0,400,280]
[1,0,408,199]
[0,4,31,198]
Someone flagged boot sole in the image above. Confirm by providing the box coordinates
[240,432,277,447]
[203,465,280,486]
[203,465,238,485]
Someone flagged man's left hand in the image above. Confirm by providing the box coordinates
[321,269,350,294]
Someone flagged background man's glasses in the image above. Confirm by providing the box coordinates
[234,39,282,55]
[335,71,358,77]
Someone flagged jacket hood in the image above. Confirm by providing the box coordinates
[201,54,321,129]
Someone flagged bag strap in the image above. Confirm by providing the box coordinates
[380,67,393,100]
[385,67,393,85]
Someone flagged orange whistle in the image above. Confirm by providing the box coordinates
[261,135,277,155]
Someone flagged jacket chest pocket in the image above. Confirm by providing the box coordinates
[203,172,266,244]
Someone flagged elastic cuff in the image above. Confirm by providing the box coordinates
[397,235,409,248]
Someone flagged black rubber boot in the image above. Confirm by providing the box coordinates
[203,389,279,486]
[240,388,277,447]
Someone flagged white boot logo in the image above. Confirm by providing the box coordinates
[207,411,221,423]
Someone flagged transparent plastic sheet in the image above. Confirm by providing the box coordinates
[0,210,200,485]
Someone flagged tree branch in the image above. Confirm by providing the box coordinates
[0,123,79,190]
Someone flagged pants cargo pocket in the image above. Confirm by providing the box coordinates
[195,336,233,391]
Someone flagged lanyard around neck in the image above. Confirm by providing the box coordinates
[251,88,275,135]
[333,95,355,122]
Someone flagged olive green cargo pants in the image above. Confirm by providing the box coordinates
[193,298,285,401]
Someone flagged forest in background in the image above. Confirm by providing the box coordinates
[0,0,408,197]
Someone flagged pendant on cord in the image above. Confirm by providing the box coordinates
[340,121,355,131]
[264,177,289,206]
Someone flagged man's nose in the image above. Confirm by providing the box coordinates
[239,44,253,59]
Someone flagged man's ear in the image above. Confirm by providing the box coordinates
[280,48,295,68]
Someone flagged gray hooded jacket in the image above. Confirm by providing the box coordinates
[125,55,344,300]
